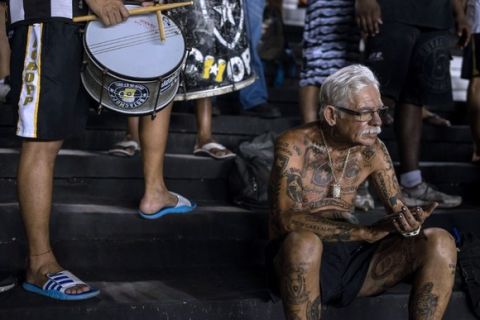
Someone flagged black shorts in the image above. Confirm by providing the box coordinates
[365,22,452,107]
[9,20,89,140]
[266,237,379,307]
[461,33,480,80]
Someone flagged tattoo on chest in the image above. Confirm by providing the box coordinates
[308,198,353,211]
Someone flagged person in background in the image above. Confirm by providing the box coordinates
[0,1,10,102]
[360,0,468,208]
[462,0,480,163]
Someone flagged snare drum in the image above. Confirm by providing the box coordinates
[167,0,255,100]
[81,5,186,115]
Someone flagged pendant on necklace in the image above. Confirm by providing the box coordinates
[332,184,341,198]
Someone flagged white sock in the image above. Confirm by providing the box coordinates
[400,170,422,188]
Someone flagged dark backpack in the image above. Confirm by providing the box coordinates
[458,232,480,318]
[228,132,277,210]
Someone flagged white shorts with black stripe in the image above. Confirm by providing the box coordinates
[10,20,89,140]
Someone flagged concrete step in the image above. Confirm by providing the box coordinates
[0,266,474,320]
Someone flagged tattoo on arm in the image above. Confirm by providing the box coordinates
[371,170,401,210]
[289,214,354,241]
[286,169,304,203]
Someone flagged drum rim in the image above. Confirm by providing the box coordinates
[80,70,181,116]
[83,8,186,82]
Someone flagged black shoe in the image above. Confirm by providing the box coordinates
[0,275,16,293]
[242,103,281,119]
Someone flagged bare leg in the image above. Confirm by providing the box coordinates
[467,78,480,161]
[196,98,213,146]
[359,228,457,319]
[276,231,323,320]
[18,140,89,294]
[127,116,140,143]
[299,85,320,124]
[194,97,233,158]
[395,103,423,173]
[0,3,9,79]
[138,102,177,214]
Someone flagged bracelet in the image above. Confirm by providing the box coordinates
[401,226,421,238]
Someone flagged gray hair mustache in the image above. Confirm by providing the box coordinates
[361,126,382,135]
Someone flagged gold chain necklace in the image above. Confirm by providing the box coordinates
[318,129,351,199]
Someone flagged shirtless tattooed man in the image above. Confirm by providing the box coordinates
[269,65,457,320]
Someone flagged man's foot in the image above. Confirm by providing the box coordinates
[354,181,375,211]
[23,270,99,301]
[402,182,462,208]
[422,107,451,127]
[242,103,281,118]
[26,252,91,296]
[193,141,236,160]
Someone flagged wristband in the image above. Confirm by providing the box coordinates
[401,225,421,237]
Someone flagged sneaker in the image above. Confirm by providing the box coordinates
[355,181,375,211]
[402,182,462,208]
[0,83,10,103]
[241,103,281,119]
[0,274,15,293]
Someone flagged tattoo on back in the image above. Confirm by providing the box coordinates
[411,282,439,320]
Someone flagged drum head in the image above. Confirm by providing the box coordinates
[84,5,185,81]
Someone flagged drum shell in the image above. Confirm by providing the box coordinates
[168,0,255,100]
[81,8,186,115]
[81,58,181,115]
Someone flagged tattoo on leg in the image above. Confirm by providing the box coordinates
[283,265,310,305]
[371,237,415,283]
[306,296,322,320]
[411,282,439,320]
[449,263,456,276]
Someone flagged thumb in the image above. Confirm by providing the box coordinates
[424,202,438,215]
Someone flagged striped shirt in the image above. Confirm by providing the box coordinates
[6,0,88,25]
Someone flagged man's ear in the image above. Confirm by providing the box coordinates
[323,105,337,126]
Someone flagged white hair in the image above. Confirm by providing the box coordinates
[318,65,380,119]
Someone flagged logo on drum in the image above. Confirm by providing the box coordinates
[108,82,150,109]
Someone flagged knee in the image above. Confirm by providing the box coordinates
[422,228,457,262]
[281,231,323,268]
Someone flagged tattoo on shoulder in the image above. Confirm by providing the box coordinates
[362,146,376,162]
[276,154,289,172]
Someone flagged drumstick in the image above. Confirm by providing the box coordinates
[72,2,193,23]
[156,10,166,41]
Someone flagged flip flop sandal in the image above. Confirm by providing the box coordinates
[138,192,197,219]
[22,270,99,301]
[108,139,140,157]
[193,142,236,160]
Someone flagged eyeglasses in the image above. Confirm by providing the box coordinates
[333,105,389,122]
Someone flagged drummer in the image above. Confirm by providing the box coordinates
[7,0,195,300]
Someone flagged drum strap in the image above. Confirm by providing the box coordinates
[152,76,164,119]
[98,68,109,115]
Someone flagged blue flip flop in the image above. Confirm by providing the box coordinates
[22,270,100,301]
[139,192,197,219]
